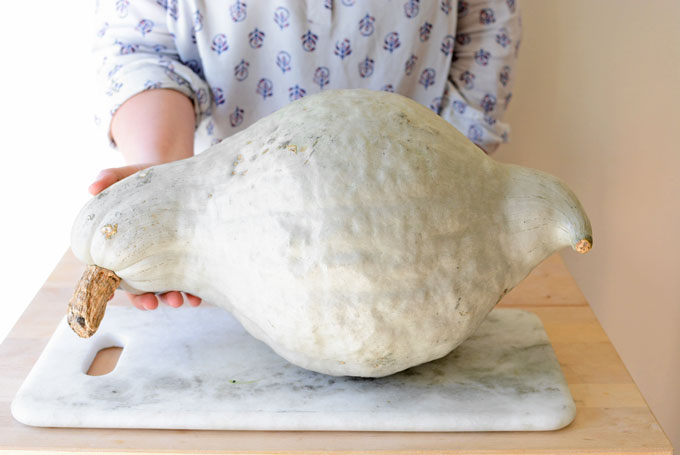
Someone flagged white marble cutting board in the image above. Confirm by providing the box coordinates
[11,305,575,431]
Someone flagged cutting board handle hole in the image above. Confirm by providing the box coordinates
[86,346,123,376]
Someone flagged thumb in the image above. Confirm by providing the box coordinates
[88,164,152,195]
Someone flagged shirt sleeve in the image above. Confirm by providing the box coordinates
[439,0,521,153]
[93,0,211,148]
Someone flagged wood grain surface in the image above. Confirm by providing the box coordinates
[0,249,672,454]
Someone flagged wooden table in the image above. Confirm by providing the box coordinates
[0,250,672,454]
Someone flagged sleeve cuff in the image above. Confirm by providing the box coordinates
[438,81,510,154]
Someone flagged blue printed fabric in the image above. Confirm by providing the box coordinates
[94,0,521,153]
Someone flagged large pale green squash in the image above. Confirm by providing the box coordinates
[68,89,592,377]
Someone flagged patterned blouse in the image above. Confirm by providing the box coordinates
[94,0,521,154]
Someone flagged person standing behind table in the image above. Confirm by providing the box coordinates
[87,0,522,311]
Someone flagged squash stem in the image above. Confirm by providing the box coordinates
[574,236,593,254]
[67,265,120,338]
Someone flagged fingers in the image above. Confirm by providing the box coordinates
[158,292,202,307]
[159,291,184,308]
[126,291,202,310]
[88,164,151,195]
[127,292,159,311]
[186,293,202,307]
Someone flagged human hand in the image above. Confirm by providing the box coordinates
[87,164,151,196]
[88,164,203,311]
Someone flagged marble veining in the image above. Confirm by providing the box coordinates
[11,305,575,431]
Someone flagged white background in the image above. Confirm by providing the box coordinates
[0,2,123,344]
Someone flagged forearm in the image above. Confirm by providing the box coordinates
[110,89,196,165]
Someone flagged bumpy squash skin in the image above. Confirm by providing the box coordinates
[71,89,591,377]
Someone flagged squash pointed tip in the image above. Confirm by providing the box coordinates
[574,236,592,254]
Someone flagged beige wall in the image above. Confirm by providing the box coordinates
[495,0,680,446]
